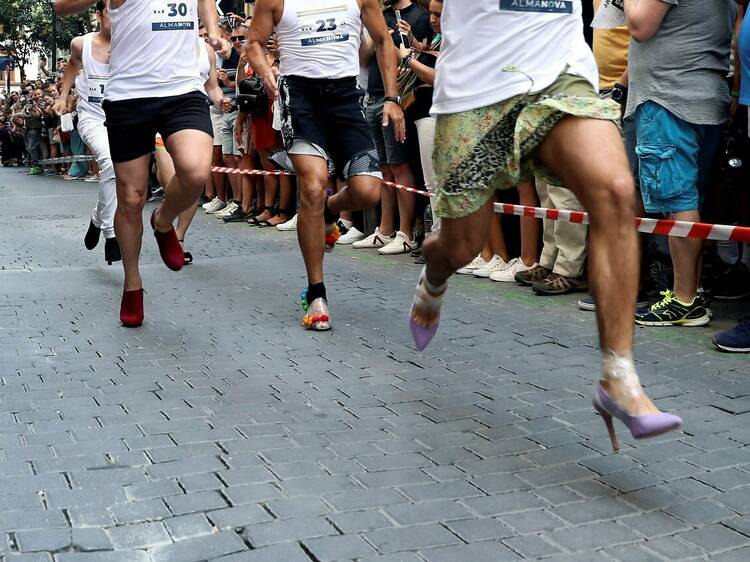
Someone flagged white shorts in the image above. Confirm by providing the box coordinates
[210,109,224,147]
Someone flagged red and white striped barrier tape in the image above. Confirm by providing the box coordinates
[494,204,750,243]
[210,166,750,243]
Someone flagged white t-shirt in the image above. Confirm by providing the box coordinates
[432,0,599,115]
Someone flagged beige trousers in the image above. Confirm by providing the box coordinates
[536,180,588,278]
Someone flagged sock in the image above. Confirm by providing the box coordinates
[340,218,353,229]
[421,267,447,296]
[307,282,327,304]
[323,197,339,225]
[601,351,641,398]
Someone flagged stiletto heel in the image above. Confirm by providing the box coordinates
[595,404,619,452]
[593,384,682,449]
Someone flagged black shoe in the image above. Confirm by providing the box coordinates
[147,187,164,202]
[410,247,423,258]
[712,263,750,301]
[84,221,101,250]
[223,207,251,223]
[104,237,121,265]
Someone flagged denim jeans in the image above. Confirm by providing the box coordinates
[26,127,42,164]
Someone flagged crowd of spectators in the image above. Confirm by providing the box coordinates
[1,0,749,352]
[0,58,98,179]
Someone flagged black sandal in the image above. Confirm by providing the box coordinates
[178,239,193,265]
[257,206,281,228]
[247,206,270,226]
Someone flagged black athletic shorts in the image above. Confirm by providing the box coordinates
[278,75,381,180]
[102,90,212,163]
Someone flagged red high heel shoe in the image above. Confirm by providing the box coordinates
[120,289,144,328]
[150,210,184,271]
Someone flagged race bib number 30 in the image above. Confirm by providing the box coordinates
[499,0,573,13]
[151,0,195,31]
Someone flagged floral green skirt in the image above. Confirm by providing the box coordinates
[432,73,621,219]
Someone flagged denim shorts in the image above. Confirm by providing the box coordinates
[366,96,409,166]
[634,101,721,215]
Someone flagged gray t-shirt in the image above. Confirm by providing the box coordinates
[625,0,736,125]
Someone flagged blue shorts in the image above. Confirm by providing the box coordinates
[633,101,721,215]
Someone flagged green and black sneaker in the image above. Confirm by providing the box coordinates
[635,290,710,327]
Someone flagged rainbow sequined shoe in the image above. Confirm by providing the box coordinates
[300,288,331,331]
[325,223,341,253]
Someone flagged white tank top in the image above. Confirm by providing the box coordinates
[75,33,109,121]
[276,0,362,79]
[198,40,211,86]
[431,0,598,114]
[105,0,204,101]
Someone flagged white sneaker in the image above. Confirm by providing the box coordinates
[276,213,298,231]
[378,231,417,255]
[202,196,220,210]
[457,255,487,275]
[474,255,508,278]
[490,258,535,282]
[204,198,227,214]
[337,225,365,245]
[215,201,238,218]
[352,227,395,249]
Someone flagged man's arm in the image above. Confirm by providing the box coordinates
[246,0,282,99]
[198,0,226,52]
[54,38,83,115]
[623,0,673,43]
[54,0,96,16]
[361,0,405,141]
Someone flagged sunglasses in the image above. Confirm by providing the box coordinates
[231,36,243,42]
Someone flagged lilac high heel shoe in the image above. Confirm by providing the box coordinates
[409,267,446,351]
[593,384,682,452]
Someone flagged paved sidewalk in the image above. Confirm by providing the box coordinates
[1,166,750,562]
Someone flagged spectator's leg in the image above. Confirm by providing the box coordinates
[517,181,541,266]
[547,183,588,278]
[415,117,439,231]
[391,162,417,240]
[211,146,226,201]
[536,180,558,271]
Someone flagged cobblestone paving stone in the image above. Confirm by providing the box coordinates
[1,167,750,561]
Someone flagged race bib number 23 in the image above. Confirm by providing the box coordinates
[499,0,573,13]
[151,0,195,31]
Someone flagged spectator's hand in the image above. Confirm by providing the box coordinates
[398,44,411,61]
[217,68,228,84]
[382,101,406,143]
[261,66,280,101]
[220,97,232,113]
[397,20,412,44]
[52,97,67,116]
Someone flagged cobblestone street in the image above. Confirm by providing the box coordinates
[2,166,750,562]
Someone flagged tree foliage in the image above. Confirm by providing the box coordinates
[0,0,95,79]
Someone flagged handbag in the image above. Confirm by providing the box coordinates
[60,111,75,133]
[237,76,270,116]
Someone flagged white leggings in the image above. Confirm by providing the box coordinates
[415,116,439,231]
[77,115,117,239]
